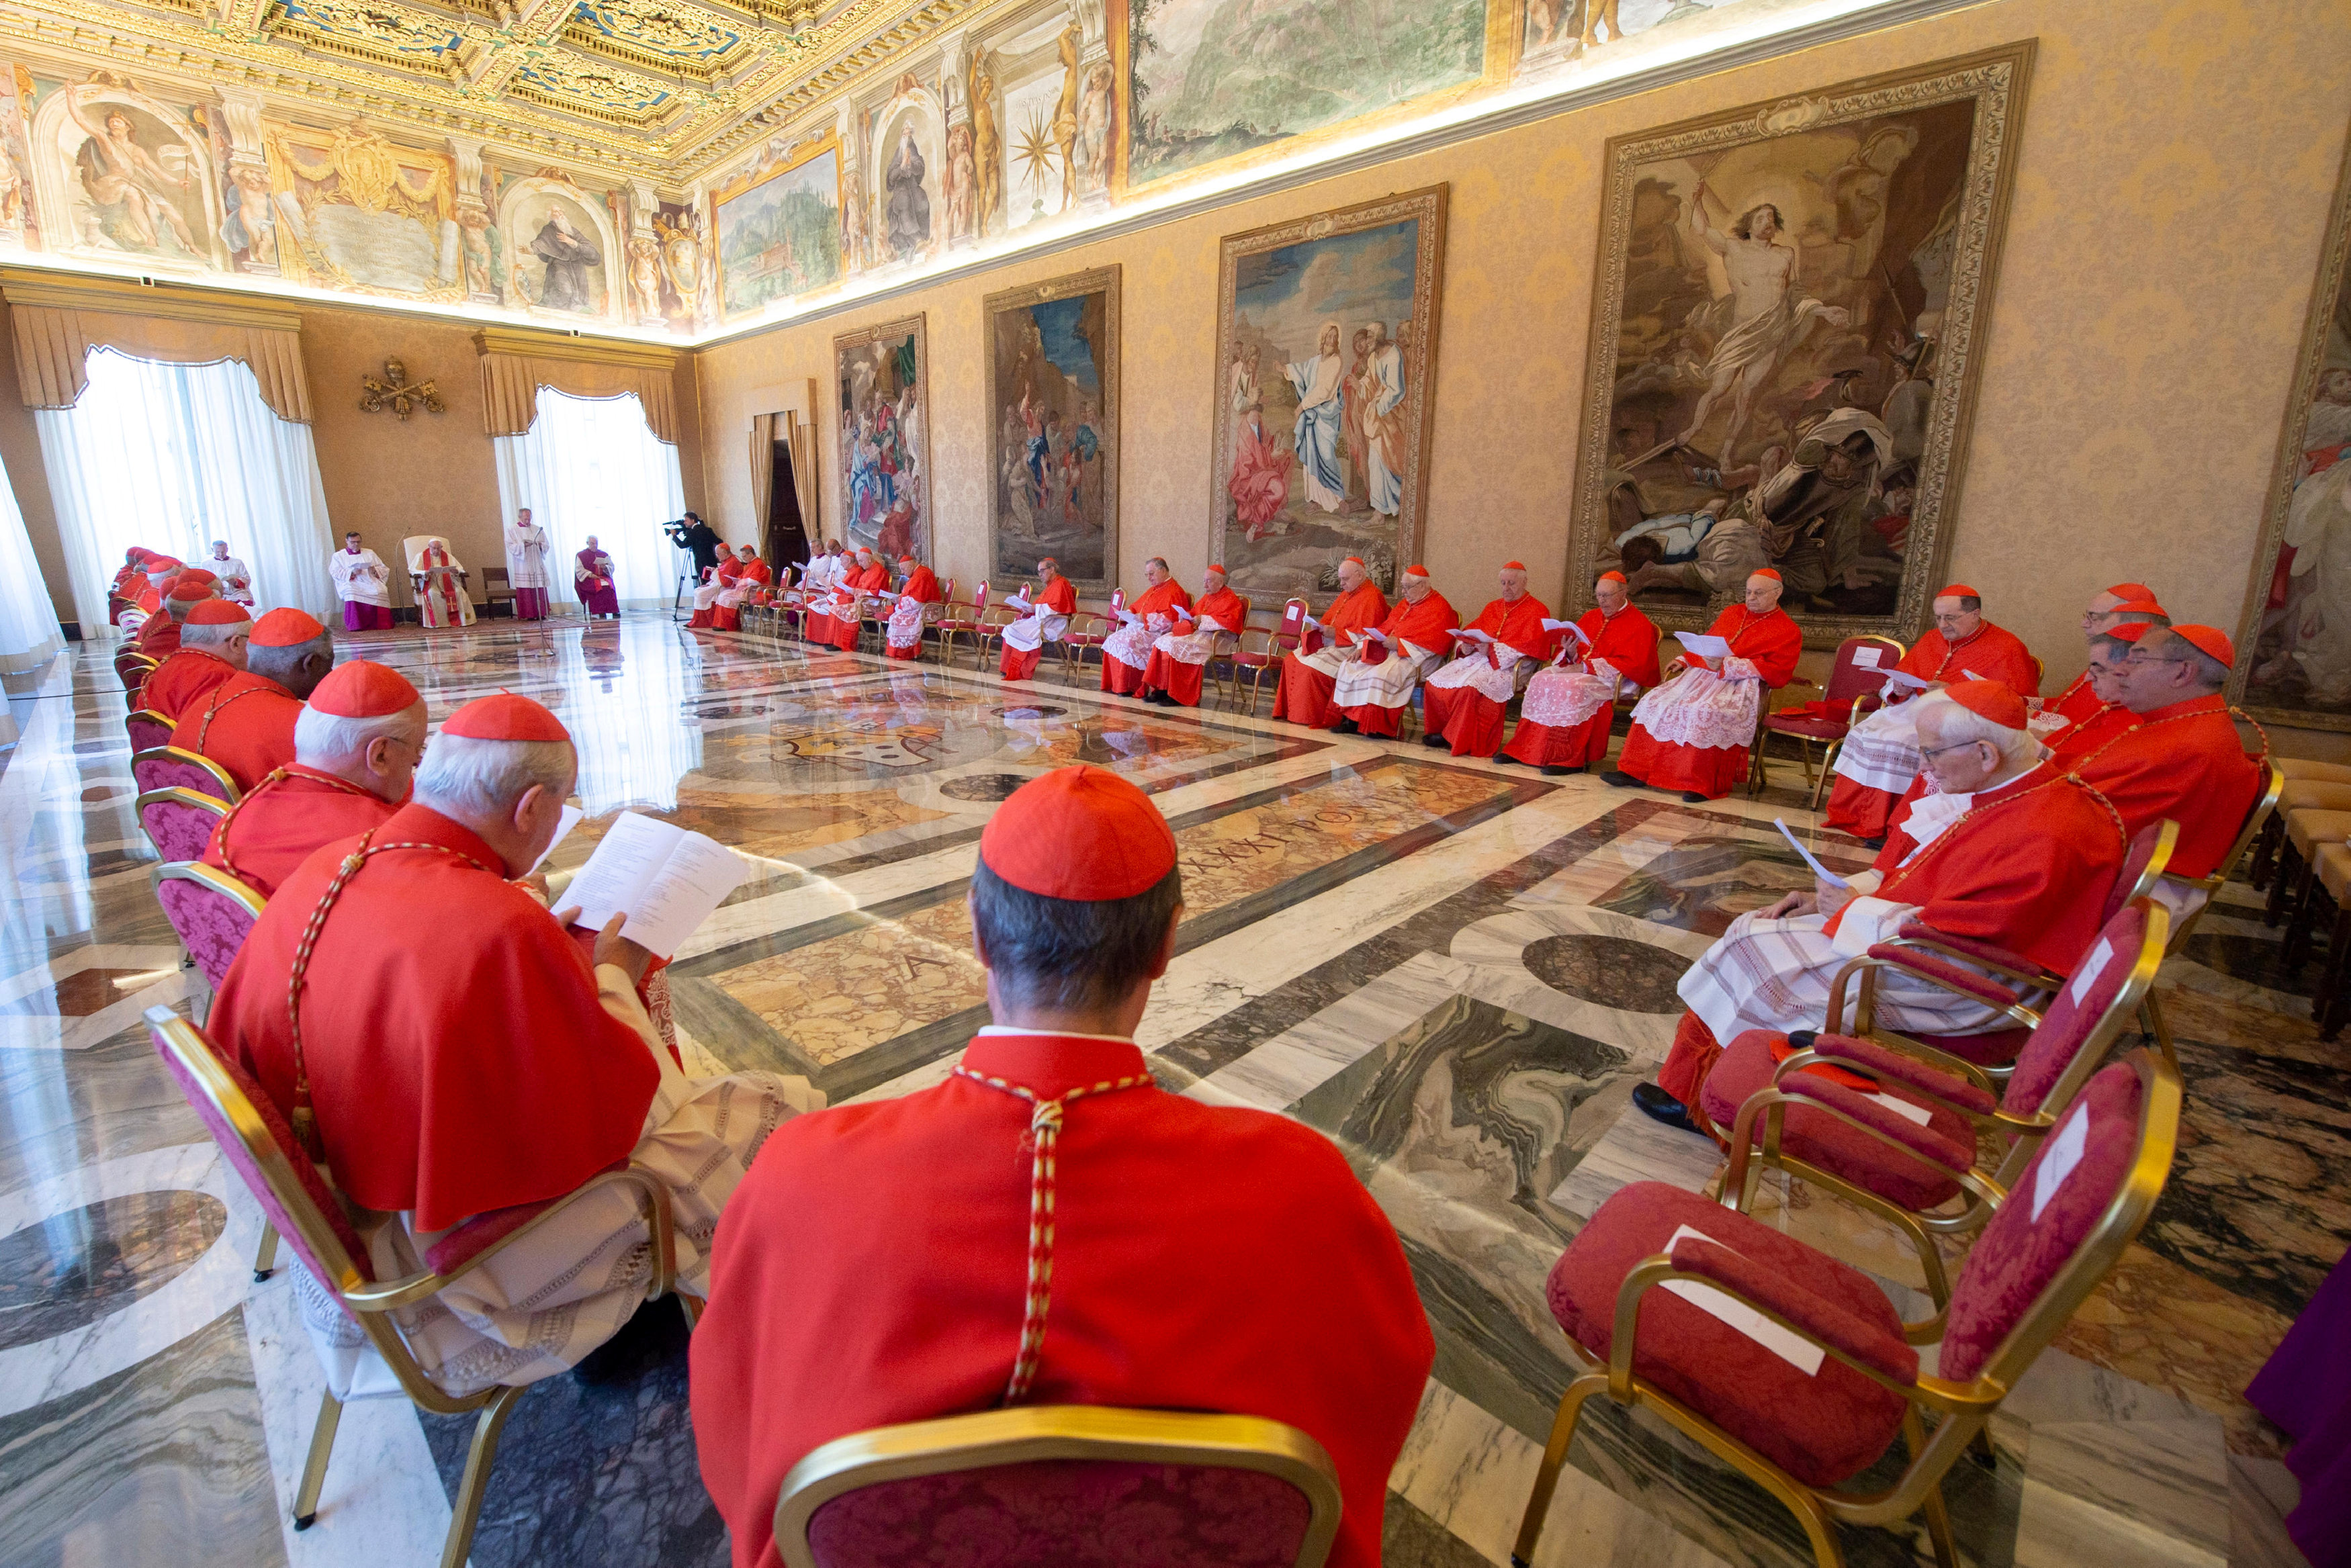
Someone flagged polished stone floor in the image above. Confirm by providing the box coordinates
[0,612,2328,1567]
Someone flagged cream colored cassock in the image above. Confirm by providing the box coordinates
[997,590,1069,655]
[1330,636,1445,711]
[294,968,821,1401]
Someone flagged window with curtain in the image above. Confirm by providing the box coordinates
[0,449,62,673]
[34,347,339,632]
[493,388,690,608]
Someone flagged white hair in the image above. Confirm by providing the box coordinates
[181,620,249,650]
[294,700,426,769]
[412,733,576,819]
[1912,692,2037,769]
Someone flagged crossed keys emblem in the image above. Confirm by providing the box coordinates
[359,357,445,420]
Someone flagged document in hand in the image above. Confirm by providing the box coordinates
[1676,632,1733,659]
[1881,670,1932,692]
[562,811,749,960]
[1116,608,1143,625]
[1456,629,1495,643]
[1542,618,1592,644]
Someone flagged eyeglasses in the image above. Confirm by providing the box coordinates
[1916,739,1987,761]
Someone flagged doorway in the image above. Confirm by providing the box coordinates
[767,439,810,570]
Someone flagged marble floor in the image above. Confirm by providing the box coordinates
[0,612,2330,1568]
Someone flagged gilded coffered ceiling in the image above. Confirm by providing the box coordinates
[0,0,988,177]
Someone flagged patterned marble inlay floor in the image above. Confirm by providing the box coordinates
[0,617,2329,1568]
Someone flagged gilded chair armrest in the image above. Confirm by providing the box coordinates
[1775,1033,1998,1116]
[343,1164,673,1313]
[1888,923,2062,990]
[1861,946,2031,1010]
[1775,1075,1978,1174]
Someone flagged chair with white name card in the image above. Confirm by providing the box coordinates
[1751,635,1907,806]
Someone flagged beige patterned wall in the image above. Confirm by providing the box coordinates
[694,0,2351,737]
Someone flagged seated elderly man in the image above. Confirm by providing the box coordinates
[687,551,744,627]
[883,555,940,659]
[171,609,335,792]
[1822,584,2041,841]
[121,555,185,632]
[136,575,217,657]
[1420,561,1553,757]
[1139,562,1246,707]
[199,661,422,898]
[711,546,770,631]
[213,692,816,1399]
[2034,585,2170,742]
[691,766,1433,1568]
[819,547,890,653]
[1632,682,2129,1136]
[1501,569,1660,774]
[1605,567,1803,802]
[1329,565,1458,737]
[140,601,251,721]
[997,557,1077,681]
[1100,558,1192,696]
[1271,555,1386,725]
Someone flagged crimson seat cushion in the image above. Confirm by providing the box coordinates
[1909,1025,2029,1068]
[1764,714,1850,741]
[1699,1032,1971,1210]
[1546,1181,1907,1488]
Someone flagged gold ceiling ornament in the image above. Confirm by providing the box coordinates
[358,357,445,418]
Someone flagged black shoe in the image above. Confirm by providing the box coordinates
[1680,790,1712,804]
[1631,1082,1700,1134]
[1422,735,1450,749]
[1601,770,1640,788]
[1491,753,1517,765]
[1329,719,1360,735]
[1859,835,1887,851]
[1540,765,1576,777]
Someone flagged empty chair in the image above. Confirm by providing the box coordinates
[137,786,230,864]
[131,745,242,805]
[774,1406,1344,1568]
[1755,634,1908,809]
[934,582,989,666]
[1231,598,1309,715]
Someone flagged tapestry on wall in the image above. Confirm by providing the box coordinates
[2237,128,2351,730]
[834,314,931,563]
[716,132,843,320]
[984,267,1120,591]
[1562,42,2033,644]
[1210,185,1447,608]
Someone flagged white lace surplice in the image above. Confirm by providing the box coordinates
[1151,616,1231,667]
[1630,664,1763,750]
[1102,616,1166,671]
[1521,659,1626,728]
[1425,647,1532,704]
[1000,608,1068,653]
[885,595,926,649]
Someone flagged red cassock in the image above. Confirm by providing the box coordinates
[885,565,942,658]
[1615,603,1802,798]
[1824,619,2042,835]
[170,672,303,794]
[2043,670,2105,731]
[1141,585,1249,706]
[1272,580,1387,725]
[2064,694,2262,879]
[690,1031,1433,1568]
[2047,703,2138,768]
[210,802,661,1230]
[136,616,183,657]
[138,647,240,722]
[712,561,772,631]
[998,575,1077,680]
[825,564,892,651]
[1102,580,1193,694]
[1501,604,1662,769]
[1421,594,1555,757]
[1339,590,1460,737]
[686,560,742,629]
[199,766,398,900]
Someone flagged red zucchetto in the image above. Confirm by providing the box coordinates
[979,765,1177,901]
[441,692,570,742]
[308,660,420,719]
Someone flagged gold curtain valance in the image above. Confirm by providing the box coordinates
[2,271,314,423]
[474,327,680,447]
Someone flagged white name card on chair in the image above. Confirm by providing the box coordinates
[1660,1224,1826,1375]
[2068,937,2115,1007]
[2032,1105,2090,1222]
[1852,647,1883,667]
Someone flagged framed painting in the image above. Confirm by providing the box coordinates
[833,314,931,563]
[983,266,1120,592]
[1210,185,1448,607]
[715,132,843,320]
[1562,42,2034,644]
[2235,127,2351,731]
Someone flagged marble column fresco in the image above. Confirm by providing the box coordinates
[0,613,2333,1568]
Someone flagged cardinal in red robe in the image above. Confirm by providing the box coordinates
[686,556,742,629]
[1417,563,1552,757]
[139,601,251,721]
[170,609,334,792]
[2031,585,2169,749]
[1100,560,1192,695]
[136,575,218,657]
[1502,570,1661,772]
[690,766,1433,1568]
[823,549,892,652]
[1140,563,1247,706]
[884,556,942,659]
[1272,556,1386,725]
[1331,566,1458,737]
[1608,568,1803,801]
[998,561,1078,680]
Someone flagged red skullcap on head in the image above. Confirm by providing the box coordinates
[249,608,327,647]
[2102,620,2158,645]
[1404,565,1429,578]
[898,555,916,565]
[2110,598,2166,617]
[979,765,1176,902]
[167,580,212,604]
[2104,583,2156,602]
[1341,556,1366,569]
[1206,563,1227,574]
[1935,584,1979,600]
[1750,568,1781,582]
[184,600,250,627]
[442,692,570,742]
[1942,679,2027,731]
[308,660,420,719]
[1502,560,1527,571]
[1037,557,1058,569]
[178,567,218,584]
[2169,625,2235,668]
[1597,571,1627,584]
[146,557,182,573]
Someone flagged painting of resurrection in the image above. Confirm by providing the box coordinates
[1563,45,2033,640]
[834,315,931,563]
[2240,130,2351,729]
[985,267,1120,591]
[1210,186,1447,605]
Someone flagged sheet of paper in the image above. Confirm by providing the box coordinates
[1116,609,1143,625]
[1775,817,1851,890]
[528,803,586,874]
[1861,1091,1934,1128]
[1676,632,1732,659]
[1301,613,1321,631]
[1456,629,1495,643]
[562,811,675,935]
[2032,1104,2091,1221]
[1882,670,1932,691]
[2068,936,2116,1007]
[1851,646,1883,668]
[1361,627,1388,643]
[1660,1225,1826,1375]
[621,833,750,958]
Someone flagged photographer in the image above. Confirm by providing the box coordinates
[668,512,723,577]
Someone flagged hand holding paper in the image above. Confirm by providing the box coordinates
[1775,817,1851,890]
[561,811,750,960]
[1542,618,1592,643]
[1676,632,1732,661]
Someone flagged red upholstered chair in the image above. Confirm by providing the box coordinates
[934,582,989,666]
[1512,1051,2182,1568]
[137,786,230,864]
[153,860,265,990]
[116,649,159,702]
[1231,598,1308,716]
[774,1407,1345,1568]
[126,707,176,753]
[1061,586,1123,677]
[1754,635,1907,807]
[145,1005,690,1568]
[918,578,957,659]
[131,746,242,805]
[1200,594,1254,706]
[1707,896,2170,1327]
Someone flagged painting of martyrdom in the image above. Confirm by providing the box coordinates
[1564,44,2033,641]
[62,81,211,263]
[1210,187,1446,606]
[2238,130,2351,729]
[985,267,1120,591]
[715,136,842,320]
[834,315,932,563]
[1116,0,1487,190]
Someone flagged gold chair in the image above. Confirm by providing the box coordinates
[136,786,230,864]
[145,1006,691,1568]
[1511,1050,2182,1568]
[973,604,1018,671]
[774,1406,1345,1568]
[130,745,243,805]
[126,706,177,753]
[1757,635,1908,809]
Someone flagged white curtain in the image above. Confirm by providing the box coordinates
[493,389,690,610]
[34,348,338,632]
[0,449,61,672]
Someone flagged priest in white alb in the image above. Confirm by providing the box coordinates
[503,508,551,620]
[208,539,255,606]
[330,531,395,631]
